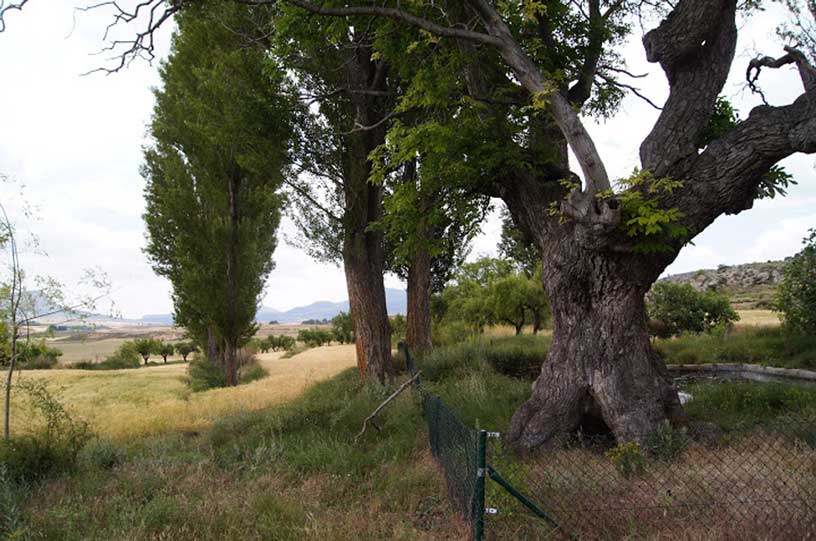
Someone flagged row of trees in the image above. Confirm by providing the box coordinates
[131,339,198,365]
[5,0,813,446]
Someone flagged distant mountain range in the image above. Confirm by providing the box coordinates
[138,288,407,325]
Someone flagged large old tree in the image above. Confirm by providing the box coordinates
[4,0,814,445]
[267,0,816,448]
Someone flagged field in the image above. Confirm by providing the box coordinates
[8,345,356,440]
[42,323,329,365]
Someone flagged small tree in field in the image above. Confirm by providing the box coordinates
[175,342,198,362]
[330,312,354,345]
[158,343,175,364]
[133,339,161,365]
[647,282,739,338]
[776,230,816,334]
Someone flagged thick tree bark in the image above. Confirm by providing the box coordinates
[340,42,394,384]
[406,243,433,356]
[506,235,685,449]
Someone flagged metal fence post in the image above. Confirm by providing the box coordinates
[474,430,487,541]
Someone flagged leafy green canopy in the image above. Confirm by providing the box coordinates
[436,257,549,333]
[142,2,296,348]
[647,282,739,338]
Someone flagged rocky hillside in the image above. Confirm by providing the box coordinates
[661,260,787,309]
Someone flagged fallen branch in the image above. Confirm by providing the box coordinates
[355,371,422,443]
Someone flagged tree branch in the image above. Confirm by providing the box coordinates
[0,0,28,33]
[640,0,738,178]
[747,46,816,104]
[676,91,816,238]
[270,0,502,47]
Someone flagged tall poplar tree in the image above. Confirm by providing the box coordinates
[142,3,295,386]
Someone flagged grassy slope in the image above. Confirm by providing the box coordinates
[5,346,356,440]
[14,334,816,539]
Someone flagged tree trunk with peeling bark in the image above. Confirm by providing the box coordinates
[406,241,433,356]
[341,47,394,384]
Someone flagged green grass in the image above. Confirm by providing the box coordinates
[655,326,816,369]
[682,379,816,431]
[12,334,816,539]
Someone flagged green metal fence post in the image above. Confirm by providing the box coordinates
[474,430,487,541]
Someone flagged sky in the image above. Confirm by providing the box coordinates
[0,2,814,319]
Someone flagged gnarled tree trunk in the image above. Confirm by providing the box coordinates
[507,235,685,448]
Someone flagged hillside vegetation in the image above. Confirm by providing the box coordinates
[662,260,785,310]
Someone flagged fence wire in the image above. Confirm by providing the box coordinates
[487,422,816,540]
[420,385,816,540]
[422,392,480,528]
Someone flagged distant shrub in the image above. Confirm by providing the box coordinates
[187,350,266,391]
[482,336,547,380]
[133,338,162,365]
[420,335,549,381]
[776,229,816,334]
[647,281,739,338]
[297,328,332,347]
[431,320,478,348]
[0,380,91,483]
[81,439,126,470]
[187,357,226,392]
[654,326,816,370]
[390,314,406,344]
[330,312,354,344]
[175,341,199,361]
[74,341,141,370]
[15,341,62,370]
[239,363,268,385]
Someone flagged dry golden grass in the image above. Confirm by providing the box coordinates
[5,344,356,440]
[735,309,781,328]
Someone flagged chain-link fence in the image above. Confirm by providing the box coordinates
[421,392,483,532]
[420,389,816,540]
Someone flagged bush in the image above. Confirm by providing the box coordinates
[419,335,549,381]
[0,380,91,483]
[776,229,816,334]
[81,439,126,470]
[654,326,816,369]
[73,341,141,370]
[431,320,478,348]
[239,363,268,385]
[187,351,266,391]
[187,357,226,392]
[330,312,355,344]
[390,314,406,344]
[647,281,739,338]
[175,341,199,361]
[481,336,548,379]
[15,341,62,370]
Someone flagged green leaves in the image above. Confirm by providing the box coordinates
[776,229,816,334]
[143,3,295,350]
[599,169,689,254]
